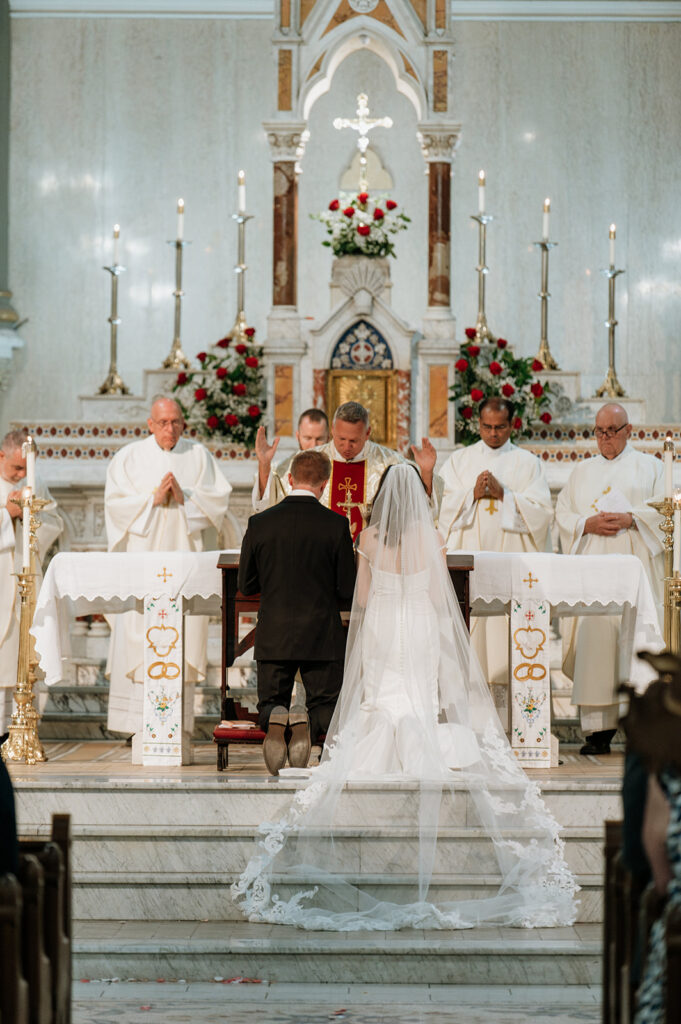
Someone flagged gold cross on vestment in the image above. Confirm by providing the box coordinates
[485,499,497,515]
[157,567,173,583]
[523,572,538,589]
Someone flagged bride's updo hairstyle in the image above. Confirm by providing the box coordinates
[290,449,331,488]
[369,462,426,534]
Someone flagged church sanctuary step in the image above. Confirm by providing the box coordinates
[70,919,602,985]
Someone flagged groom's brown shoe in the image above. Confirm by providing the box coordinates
[263,706,289,775]
[287,705,311,768]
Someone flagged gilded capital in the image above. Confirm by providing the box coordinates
[416,124,462,164]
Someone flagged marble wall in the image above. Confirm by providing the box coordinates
[2,14,681,432]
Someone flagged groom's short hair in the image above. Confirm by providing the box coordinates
[291,450,332,487]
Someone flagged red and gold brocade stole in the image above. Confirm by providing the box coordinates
[329,459,366,541]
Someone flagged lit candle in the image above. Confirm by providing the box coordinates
[177,199,184,241]
[478,170,486,215]
[25,437,36,492]
[665,434,675,498]
[542,198,551,242]
[22,487,31,570]
[113,224,120,265]
[238,170,246,214]
[609,223,616,267]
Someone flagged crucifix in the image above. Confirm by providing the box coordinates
[333,92,393,192]
[337,476,364,536]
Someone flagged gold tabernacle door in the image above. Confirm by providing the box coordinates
[326,369,397,449]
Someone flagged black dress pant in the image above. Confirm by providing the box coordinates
[256,659,344,742]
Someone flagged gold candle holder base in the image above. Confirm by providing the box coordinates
[1,571,46,766]
[594,366,625,399]
[648,497,674,583]
[228,309,249,347]
[664,572,681,655]
[98,369,130,396]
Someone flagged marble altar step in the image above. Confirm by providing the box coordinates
[71,919,602,985]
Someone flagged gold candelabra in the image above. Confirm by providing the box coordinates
[594,265,626,398]
[533,239,560,370]
[98,258,130,395]
[470,213,496,344]
[649,487,681,653]
[162,238,190,370]
[227,207,253,346]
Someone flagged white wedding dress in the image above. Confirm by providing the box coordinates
[232,465,578,930]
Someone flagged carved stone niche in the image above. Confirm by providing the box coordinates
[329,255,392,311]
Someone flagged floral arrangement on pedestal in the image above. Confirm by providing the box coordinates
[450,328,552,446]
[313,191,410,259]
[172,327,266,447]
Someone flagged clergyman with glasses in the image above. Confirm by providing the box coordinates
[104,396,240,755]
[438,396,553,728]
[556,403,664,755]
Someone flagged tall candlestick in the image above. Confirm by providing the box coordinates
[478,170,486,215]
[674,491,681,574]
[177,199,184,241]
[22,488,31,570]
[542,198,551,242]
[113,224,120,265]
[238,170,246,214]
[24,437,36,492]
[665,434,675,498]
[609,223,616,267]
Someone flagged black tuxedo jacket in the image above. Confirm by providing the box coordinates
[238,495,356,661]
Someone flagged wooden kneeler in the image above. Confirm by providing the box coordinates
[0,873,30,1024]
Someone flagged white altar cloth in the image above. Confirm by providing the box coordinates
[467,551,663,691]
[32,550,223,686]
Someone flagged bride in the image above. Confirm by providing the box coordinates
[232,463,578,930]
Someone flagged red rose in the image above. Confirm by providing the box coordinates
[343,206,355,218]
[245,356,259,368]
[513,416,523,430]
[232,383,247,396]
[470,387,484,402]
[194,388,207,401]
[501,383,515,397]
[357,192,369,204]
[206,415,219,430]
[455,358,469,373]
[235,343,247,355]
[386,199,397,210]
[531,381,544,397]
[373,207,384,220]
[176,372,187,385]
[329,199,340,211]
[496,338,508,349]
[461,406,473,420]
[467,344,480,358]
[244,327,256,337]
[247,404,261,418]
[465,328,477,340]
[540,412,552,424]
[532,359,544,371]
[216,337,230,349]
[197,351,207,362]
[357,224,371,236]
[489,361,503,376]
[224,413,239,427]
[216,367,228,379]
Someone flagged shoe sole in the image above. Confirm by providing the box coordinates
[288,711,311,769]
[263,710,289,775]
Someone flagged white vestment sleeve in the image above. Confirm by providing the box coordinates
[0,508,15,551]
[183,497,212,535]
[501,490,530,534]
[252,468,272,513]
[126,494,155,537]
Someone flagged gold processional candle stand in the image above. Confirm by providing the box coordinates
[533,235,560,370]
[98,243,130,395]
[1,437,49,765]
[649,440,681,655]
[227,199,252,347]
[470,209,496,345]
[161,210,190,370]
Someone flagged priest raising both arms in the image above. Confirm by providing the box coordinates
[556,403,664,755]
[438,397,553,717]
[0,430,63,734]
[104,396,238,747]
[251,408,329,511]
[254,401,440,541]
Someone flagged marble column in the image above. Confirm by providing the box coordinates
[272,161,297,307]
[428,162,451,307]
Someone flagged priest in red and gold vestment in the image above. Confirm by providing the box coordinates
[253,402,440,541]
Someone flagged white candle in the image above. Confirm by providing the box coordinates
[25,438,36,492]
[665,434,675,498]
[113,224,120,265]
[609,223,616,267]
[238,170,246,214]
[22,488,31,570]
[478,170,486,215]
[542,198,551,241]
[176,199,184,240]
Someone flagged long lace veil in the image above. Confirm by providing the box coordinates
[232,464,577,930]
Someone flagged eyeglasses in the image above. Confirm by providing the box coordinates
[152,419,183,429]
[594,424,627,440]
[480,423,510,433]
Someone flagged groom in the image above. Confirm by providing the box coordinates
[238,449,356,775]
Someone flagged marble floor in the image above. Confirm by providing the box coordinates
[72,981,602,1023]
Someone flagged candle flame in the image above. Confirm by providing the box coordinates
[21,485,32,501]
[478,169,485,185]
[238,170,246,184]
[177,198,184,213]
[609,223,616,238]
[113,224,120,238]
[543,198,550,212]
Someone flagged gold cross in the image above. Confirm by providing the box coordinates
[523,572,538,589]
[485,499,497,515]
[339,476,357,502]
[157,567,173,583]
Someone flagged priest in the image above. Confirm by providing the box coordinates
[0,430,63,734]
[438,397,553,717]
[252,408,329,511]
[556,403,663,755]
[253,401,439,541]
[104,396,237,747]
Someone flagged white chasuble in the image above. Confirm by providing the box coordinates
[0,472,63,732]
[438,440,553,694]
[104,435,235,735]
[556,444,663,721]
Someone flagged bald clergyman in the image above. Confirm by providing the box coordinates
[556,403,664,755]
[104,396,239,750]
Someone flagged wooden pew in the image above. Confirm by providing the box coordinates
[17,854,52,1024]
[0,872,30,1024]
